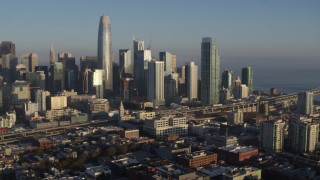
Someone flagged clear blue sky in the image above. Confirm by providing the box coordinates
[0,0,319,70]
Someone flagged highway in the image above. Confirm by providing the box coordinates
[0,119,117,145]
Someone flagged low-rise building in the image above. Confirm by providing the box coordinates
[222,166,261,180]
[213,145,259,165]
[205,135,238,147]
[121,129,139,139]
[176,150,217,168]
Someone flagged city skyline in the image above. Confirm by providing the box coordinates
[0,1,319,69]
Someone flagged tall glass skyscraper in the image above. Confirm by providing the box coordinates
[242,67,253,94]
[201,37,220,105]
[97,15,113,91]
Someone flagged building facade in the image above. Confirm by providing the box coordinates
[201,37,220,105]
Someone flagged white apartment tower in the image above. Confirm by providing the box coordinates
[148,60,165,107]
[185,62,198,101]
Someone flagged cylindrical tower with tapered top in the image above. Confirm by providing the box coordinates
[97,15,113,91]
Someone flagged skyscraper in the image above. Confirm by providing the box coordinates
[221,69,235,90]
[242,67,253,94]
[148,60,165,108]
[260,120,285,152]
[297,91,314,115]
[288,117,319,153]
[185,62,198,101]
[171,54,177,73]
[49,44,55,65]
[119,49,132,75]
[0,41,15,57]
[201,37,220,105]
[159,51,172,76]
[21,53,39,72]
[134,50,152,97]
[97,15,113,91]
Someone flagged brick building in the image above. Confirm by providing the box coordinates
[176,150,217,168]
[213,145,258,165]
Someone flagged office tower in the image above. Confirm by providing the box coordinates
[113,62,120,97]
[159,51,172,76]
[172,54,177,73]
[51,61,64,94]
[233,76,242,99]
[35,89,50,112]
[121,75,134,101]
[219,88,231,104]
[82,68,93,94]
[93,69,104,99]
[177,66,186,97]
[201,37,220,105]
[221,69,235,90]
[59,54,78,91]
[134,50,152,97]
[260,120,285,152]
[185,62,198,101]
[297,91,314,115]
[170,73,179,94]
[288,117,319,153]
[21,53,39,72]
[0,41,15,57]
[11,81,31,105]
[79,56,98,94]
[164,76,177,105]
[25,71,46,90]
[80,56,98,71]
[35,66,49,91]
[119,49,132,75]
[1,54,18,83]
[133,39,144,76]
[0,84,11,113]
[58,52,73,60]
[97,15,113,91]
[49,44,55,65]
[242,67,253,94]
[15,64,27,81]
[148,60,165,108]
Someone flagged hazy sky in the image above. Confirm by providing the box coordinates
[0,0,319,70]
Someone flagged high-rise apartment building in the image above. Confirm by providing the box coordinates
[260,120,285,152]
[148,60,165,107]
[297,91,314,115]
[242,67,253,94]
[201,37,220,105]
[185,62,198,101]
[288,117,319,153]
[97,15,113,91]
[159,51,172,76]
[119,49,132,75]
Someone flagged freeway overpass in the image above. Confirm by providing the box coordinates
[0,119,117,145]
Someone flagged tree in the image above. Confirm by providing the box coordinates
[106,146,116,157]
